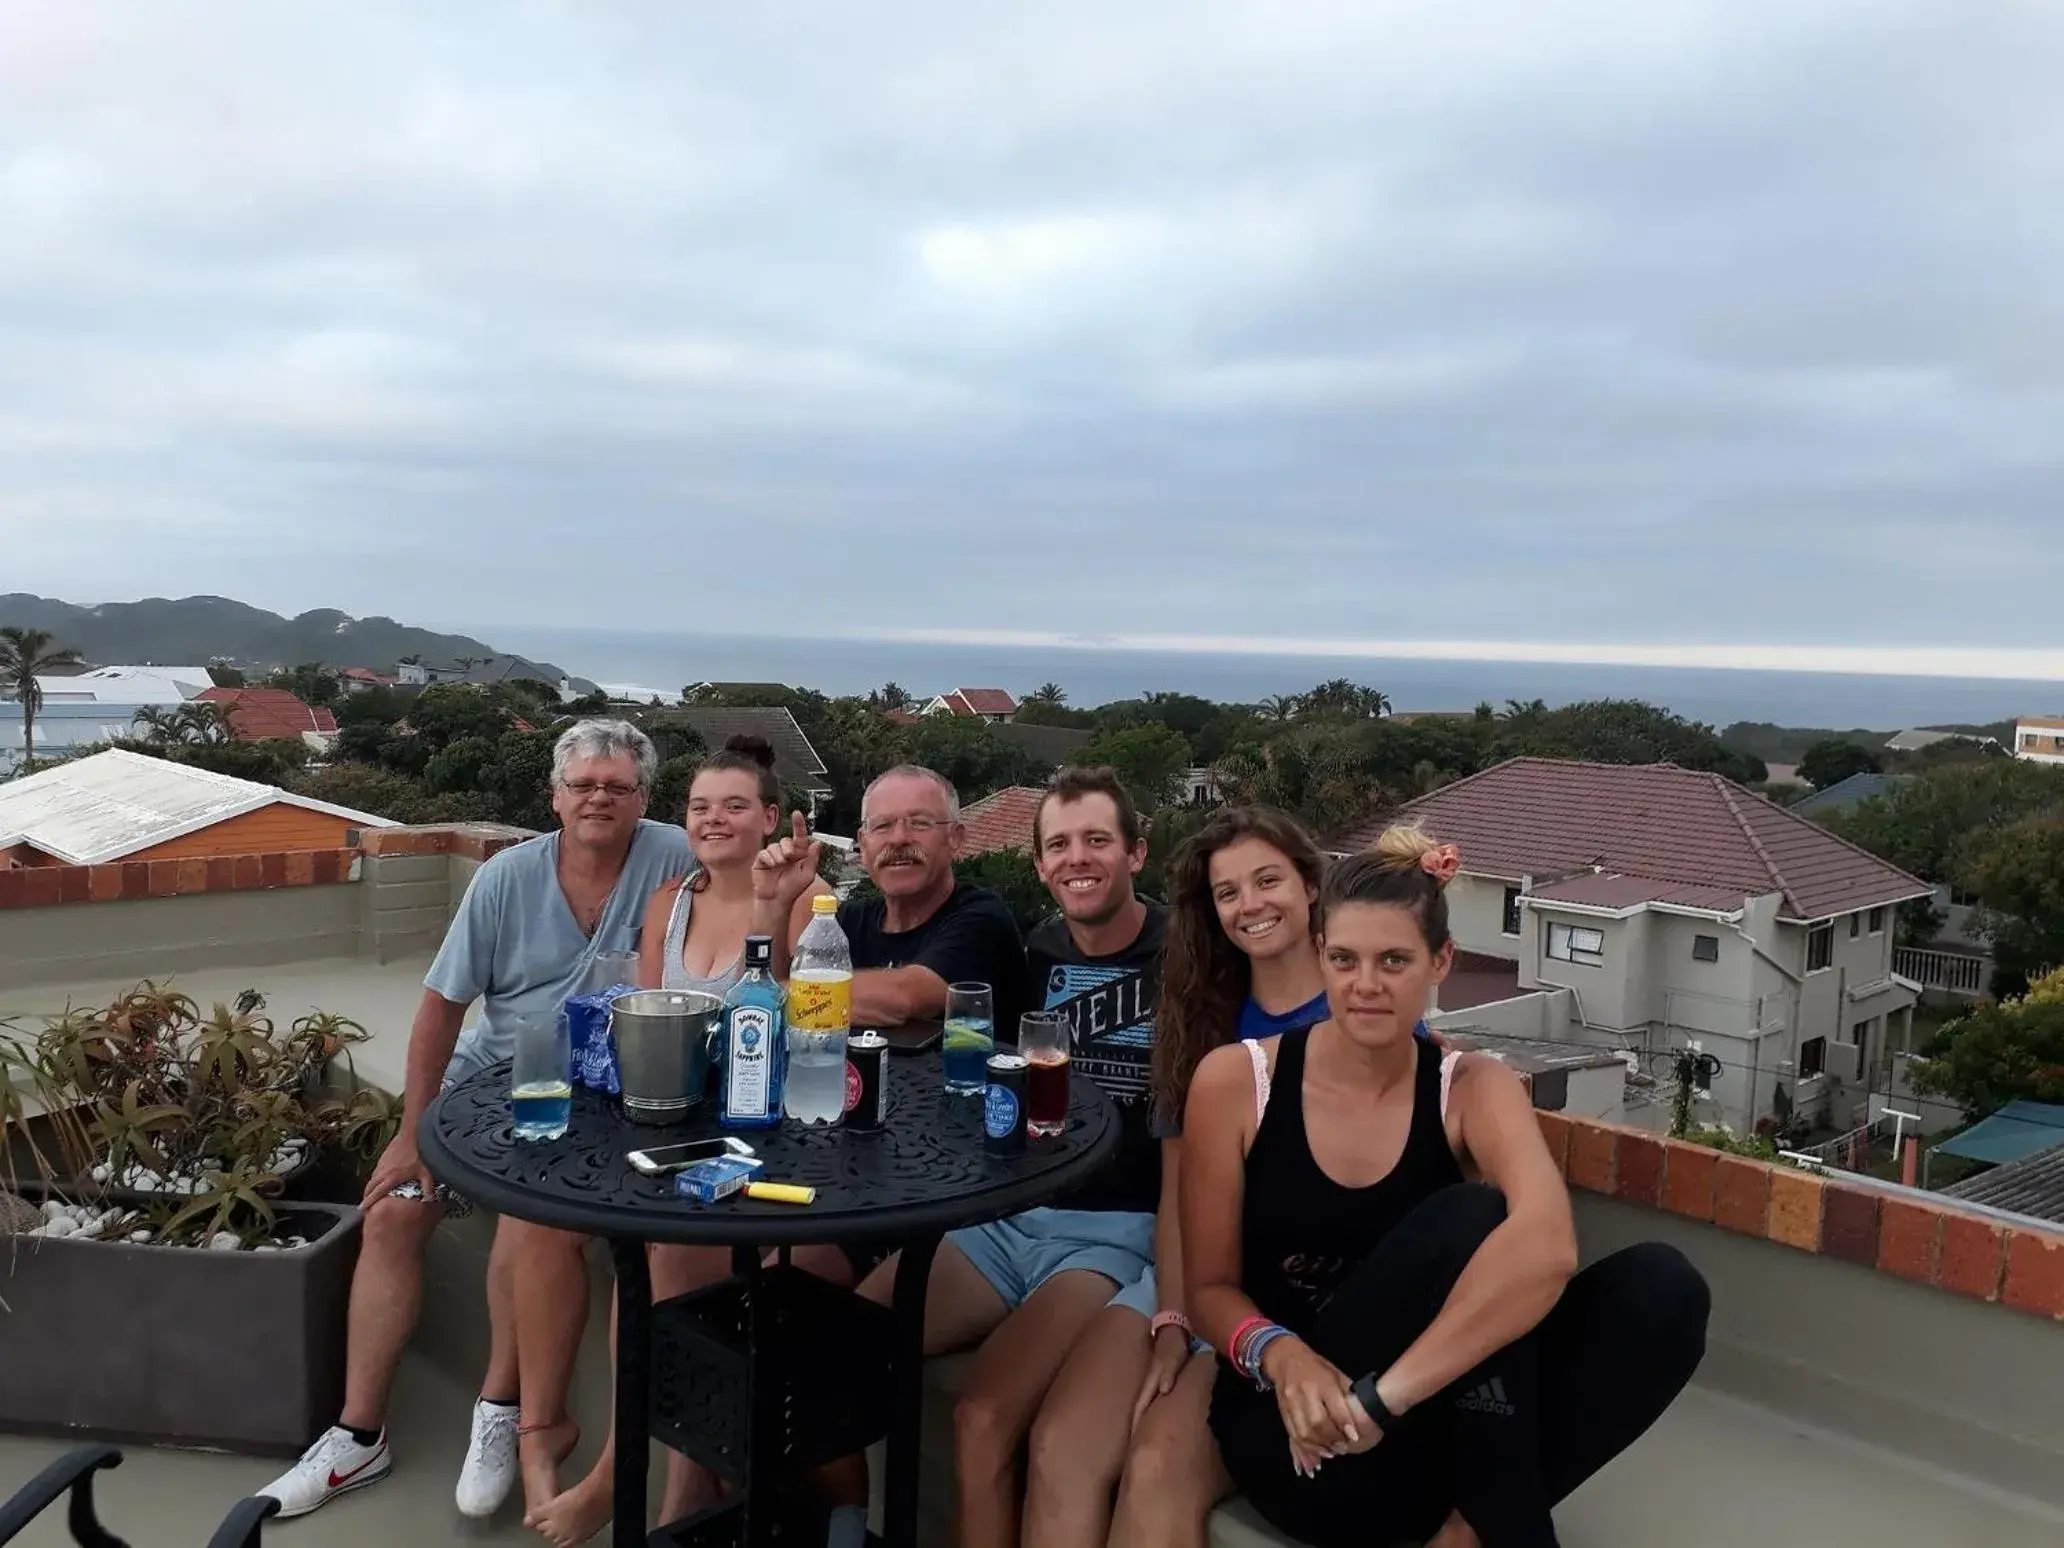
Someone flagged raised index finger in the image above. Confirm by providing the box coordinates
[790,810,808,844]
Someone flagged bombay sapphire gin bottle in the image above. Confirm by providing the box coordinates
[720,935,785,1129]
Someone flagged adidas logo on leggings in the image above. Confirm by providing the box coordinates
[1454,1377,1516,1417]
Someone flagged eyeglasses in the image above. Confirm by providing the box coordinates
[862,814,950,837]
[561,780,644,801]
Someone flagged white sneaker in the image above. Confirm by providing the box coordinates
[257,1426,391,1518]
[454,1399,519,1518]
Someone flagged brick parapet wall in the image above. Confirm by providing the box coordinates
[1536,1111,2064,1319]
[0,823,535,911]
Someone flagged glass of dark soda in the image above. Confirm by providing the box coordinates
[1020,1012,1070,1139]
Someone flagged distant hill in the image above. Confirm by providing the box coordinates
[0,593,592,690]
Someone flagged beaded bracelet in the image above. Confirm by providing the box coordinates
[1242,1325,1291,1389]
[1225,1314,1270,1365]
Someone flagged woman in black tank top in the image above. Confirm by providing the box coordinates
[1181,828,1710,1548]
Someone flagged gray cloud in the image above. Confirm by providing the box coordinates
[4,0,2064,656]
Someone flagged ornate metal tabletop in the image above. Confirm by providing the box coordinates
[419,1049,1120,1246]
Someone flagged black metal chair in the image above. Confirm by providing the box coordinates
[0,1444,129,1547]
[203,1497,280,1548]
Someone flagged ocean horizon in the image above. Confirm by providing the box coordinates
[475,625,2058,731]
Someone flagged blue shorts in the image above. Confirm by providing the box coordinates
[949,1208,1154,1311]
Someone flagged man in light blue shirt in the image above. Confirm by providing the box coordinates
[261,720,691,1526]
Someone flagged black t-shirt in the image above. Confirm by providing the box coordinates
[839,882,1027,1035]
[1025,901,1166,1215]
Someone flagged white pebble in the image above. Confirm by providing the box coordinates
[90,1164,110,1184]
[44,1217,77,1237]
[40,1200,66,1221]
[286,1235,308,1250]
[129,1229,154,1243]
[207,1232,242,1252]
[254,1243,280,1253]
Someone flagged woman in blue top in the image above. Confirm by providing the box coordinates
[1023,806,1331,1548]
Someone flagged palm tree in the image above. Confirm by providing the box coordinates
[876,682,912,710]
[178,703,233,745]
[0,627,85,771]
[130,706,185,746]
[1257,693,1301,722]
[1028,682,1067,705]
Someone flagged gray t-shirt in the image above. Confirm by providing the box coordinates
[429,819,693,1082]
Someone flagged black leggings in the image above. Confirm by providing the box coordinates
[1211,1183,1710,1548]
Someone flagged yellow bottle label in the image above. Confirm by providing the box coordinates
[788,971,852,1033]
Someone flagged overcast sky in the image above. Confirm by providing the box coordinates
[6,1,2064,671]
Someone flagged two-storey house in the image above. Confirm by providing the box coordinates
[1332,759,1934,1133]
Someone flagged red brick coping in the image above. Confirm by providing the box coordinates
[0,824,532,910]
[1538,1112,2064,1319]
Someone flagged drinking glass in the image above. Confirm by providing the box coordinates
[588,950,641,995]
[942,983,995,1095]
[1020,1012,1071,1139]
[511,1010,573,1141]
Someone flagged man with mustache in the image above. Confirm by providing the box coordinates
[754,762,1025,1031]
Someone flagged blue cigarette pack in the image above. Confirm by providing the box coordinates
[673,1155,764,1204]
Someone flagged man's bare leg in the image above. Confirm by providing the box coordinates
[952,1270,1119,1548]
[507,1220,592,1520]
[337,1195,448,1431]
[1023,1305,1156,1548]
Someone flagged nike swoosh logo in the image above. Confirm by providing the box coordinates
[327,1453,383,1489]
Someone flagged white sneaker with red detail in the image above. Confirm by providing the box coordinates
[454,1399,519,1518]
[256,1426,392,1517]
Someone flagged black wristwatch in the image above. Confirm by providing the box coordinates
[1349,1371,1397,1429]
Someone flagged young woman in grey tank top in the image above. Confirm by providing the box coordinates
[528,737,830,1546]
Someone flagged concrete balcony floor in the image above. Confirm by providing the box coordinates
[6,1368,2063,1547]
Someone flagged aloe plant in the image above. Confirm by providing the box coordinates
[0,981,392,1246]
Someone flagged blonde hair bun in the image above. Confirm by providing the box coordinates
[1371,822,1443,873]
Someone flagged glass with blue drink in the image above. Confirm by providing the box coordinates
[511,1009,573,1141]
[587,950,641,995]
[943,982,994,1095]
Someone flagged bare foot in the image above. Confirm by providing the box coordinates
[659,1453,728,1524]
[1427,1510,1481,1548]
[528,1468,612,1547]
[517,1417,580,1527]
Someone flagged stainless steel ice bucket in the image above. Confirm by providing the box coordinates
[610,989,724,1123]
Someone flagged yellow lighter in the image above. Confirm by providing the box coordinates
[744,1181,816,1205]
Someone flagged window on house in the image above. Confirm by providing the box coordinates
[1849,1018,1874,1047]
[1692,934,1720,963]
[1502,887,1522,937]
[1806,924,1833,973]
[1546,921,1606,967]
[1850,914,1862,939]
[1799,1037,1827,1079]
[1868,907,1886,934]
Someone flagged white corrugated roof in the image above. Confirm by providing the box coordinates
[33,666,215,706]
[0,748,396,865]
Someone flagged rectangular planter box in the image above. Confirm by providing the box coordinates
[0,1182,362,1457]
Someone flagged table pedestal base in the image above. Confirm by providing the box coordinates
[610,1236,941,1548]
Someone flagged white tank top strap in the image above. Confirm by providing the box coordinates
[1439,1048,1463,1121]
[659,877,696,989]
[1245,1037,1272,1128]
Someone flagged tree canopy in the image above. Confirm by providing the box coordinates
[1798,737,1882,789]
[1911,967,2064,1116]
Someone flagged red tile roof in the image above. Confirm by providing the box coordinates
[1334,758,1930,922]
[885,707,924,726]
[341,667,398,685]
[936,688,1018,716]
[195,687,339,740]
[959,785,1046,858]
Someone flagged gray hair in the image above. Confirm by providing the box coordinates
[862,763,961,823]
[552,718,658,790]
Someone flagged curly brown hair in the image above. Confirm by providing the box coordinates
[1152,805,1326,1130]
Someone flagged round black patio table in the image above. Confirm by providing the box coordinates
[420,1050,1119,1548]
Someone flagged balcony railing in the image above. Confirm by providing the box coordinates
[1892,947,1987,997]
